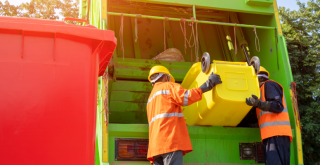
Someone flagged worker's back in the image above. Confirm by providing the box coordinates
[147,82,193,160]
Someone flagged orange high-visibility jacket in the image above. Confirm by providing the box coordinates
[256,80,292,142]
[146,82,203,161]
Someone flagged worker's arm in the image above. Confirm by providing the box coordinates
[170,84,203,106]
[199,73,222,93]
[170,73,222,106]
[264,81,284,113]
[246,81,284,112]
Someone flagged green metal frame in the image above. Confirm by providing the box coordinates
[121,0,275,15]
[96,78,109,165]
[107,124,297,164]
[113,58,192,82]
[107,12,275,29]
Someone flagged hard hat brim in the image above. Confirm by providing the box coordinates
[148,73,175,83]
[148,65,175,83]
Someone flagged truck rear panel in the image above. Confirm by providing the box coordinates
[88,0,304,164]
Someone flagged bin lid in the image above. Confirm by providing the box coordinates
[0,16,117,76]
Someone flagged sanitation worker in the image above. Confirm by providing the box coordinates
[147,65,222,165]
[245,66,292,165]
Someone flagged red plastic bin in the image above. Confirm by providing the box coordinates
[0,17,116,165]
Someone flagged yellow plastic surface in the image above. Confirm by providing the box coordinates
[181,60,260,126]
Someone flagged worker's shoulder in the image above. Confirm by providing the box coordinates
[159,82,182,90]
[265,80,283,90]
[153,82,180,89]
[265,80,278,85]
[168,82,183,88]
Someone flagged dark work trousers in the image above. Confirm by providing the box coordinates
[153,150,183,165]
[263,136,291,165]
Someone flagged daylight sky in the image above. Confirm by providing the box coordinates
[2,0,310,11]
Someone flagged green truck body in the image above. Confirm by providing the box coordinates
[80,0,304,164]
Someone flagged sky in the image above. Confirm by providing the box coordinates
[277,0,309,10]
[2,0,310,11]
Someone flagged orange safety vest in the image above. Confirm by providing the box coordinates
[256,80,292,142]
[146,82,202,161]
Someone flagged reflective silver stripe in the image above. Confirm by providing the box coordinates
[149,112,184,126]
[260,121,291,129]
[147,90,170,105]
[150,73,164,83]
[258,107,288,120]
[258,74,269,79]
[183,90,190,106]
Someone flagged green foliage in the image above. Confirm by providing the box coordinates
[0,0,79,21]
[20,0,60,20]
[0,0,20,16]
[279,0,320,164]
[58,0,79,19]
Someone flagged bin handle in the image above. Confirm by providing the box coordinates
[63,17,89,25]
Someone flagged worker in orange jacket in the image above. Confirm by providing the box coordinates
[147,65,222,165]
[245,66,292,165]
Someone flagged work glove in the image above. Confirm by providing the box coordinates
[246,95,271,111]
[199,73,222,93]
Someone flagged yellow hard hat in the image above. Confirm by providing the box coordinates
[259,66,269,78]
[148,65,175,83]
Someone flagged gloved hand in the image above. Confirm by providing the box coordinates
[246,94,271,111]
[246,95,260,107]
[199,72,222,93]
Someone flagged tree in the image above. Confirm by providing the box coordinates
[279,0,320,164]
[58,0,79,19]
[0,0,79,21]
[0,0,21,16]
[20,0,60,20]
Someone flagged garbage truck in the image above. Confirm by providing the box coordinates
[0,0,304,165]
[86,0,304,164]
